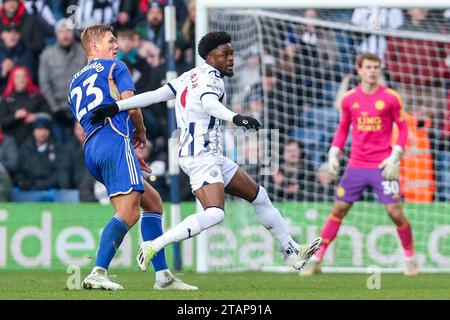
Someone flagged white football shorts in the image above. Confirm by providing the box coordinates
[178,151,239,192]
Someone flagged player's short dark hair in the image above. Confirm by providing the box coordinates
[197,31,231,60]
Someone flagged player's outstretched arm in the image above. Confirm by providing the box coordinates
[90,85,175,124]
[201,94,261,130]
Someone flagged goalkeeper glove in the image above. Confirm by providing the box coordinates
[379,145,403,180]
[90,102,120,125]
[232,114,262,131]
[327,146,341,181]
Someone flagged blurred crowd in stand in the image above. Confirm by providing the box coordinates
[0,1,448,203]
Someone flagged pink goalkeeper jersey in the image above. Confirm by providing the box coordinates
[331,85,408,169]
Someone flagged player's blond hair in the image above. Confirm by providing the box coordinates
[355,53,381,68]
[80,24,114,54]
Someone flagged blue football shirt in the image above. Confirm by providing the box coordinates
[68,58,135,139]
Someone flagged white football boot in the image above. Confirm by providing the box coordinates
[291,237,323,271]
[136,241,157,272]
[404,257,419,276]
[82,267,124,291]
[299,258,322,276]
[154,270,199,291]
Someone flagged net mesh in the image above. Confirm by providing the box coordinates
[201,7,450,272]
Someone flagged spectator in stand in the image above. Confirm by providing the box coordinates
[61,122,96,202]
[39,18,86,142]
[0,124,17,201]
[0,65,50,145]
[13,116,66,191]
[247,67,288,139]
[351,8,403,66]
[47,0,77,21]
[0,0,27,33]
[134,21,194,135]
[24,0,56,27]
[122,57,153,94]
[269,139,315,201]
[238,132,262,184]
[0,161,12,200]
[117,28,153,93]
[436,91,450,201]
[125,58,166,141]
[75,0,120,28]
[22,0,55,56]
[176,0,195,68]
[301,9,339,76]
[136,33,162,68]
[445,9,450,28]
[116,28,165,141]
[324,9,355,74]
[309,162,336,202]
[245,85,263,124]
[385,36,450,88]
[135,1,165,55]
[442,91,450,145]
[402,8,438,33]
[116,0,140,29]
[0,124,18,183]
[0,0,53,60]
[0,124,17,174]
[281,20,326,109]
[117,28,138,63]
[386,8,450,87]
[0,23,34,91]
[393,105,435,203]
[230,44,261,112]
[299,8,340,107]
[137,0,187,30]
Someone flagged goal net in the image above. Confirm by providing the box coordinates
[194,6,450,273]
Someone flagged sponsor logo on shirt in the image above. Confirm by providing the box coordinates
[357,112,382,131]
[375,100,385,110]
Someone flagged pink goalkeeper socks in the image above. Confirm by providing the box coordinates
[397,219,415,259]
[314,212,343,261]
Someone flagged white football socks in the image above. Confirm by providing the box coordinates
[251,186,300,255]
[151,207,225,252]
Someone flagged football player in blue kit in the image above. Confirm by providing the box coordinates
[68,24,196,291]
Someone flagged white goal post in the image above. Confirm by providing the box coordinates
[193,0,450,273]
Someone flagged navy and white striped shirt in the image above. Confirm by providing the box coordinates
[169,64,227,157]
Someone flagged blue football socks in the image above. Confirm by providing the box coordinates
[95,215,129,270]
[141,211,168,272]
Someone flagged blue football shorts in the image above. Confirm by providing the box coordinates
[84,123,144,197]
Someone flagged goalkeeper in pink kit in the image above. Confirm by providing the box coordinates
[301,53,418,276]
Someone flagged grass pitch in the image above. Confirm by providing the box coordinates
[0,271,449,300]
